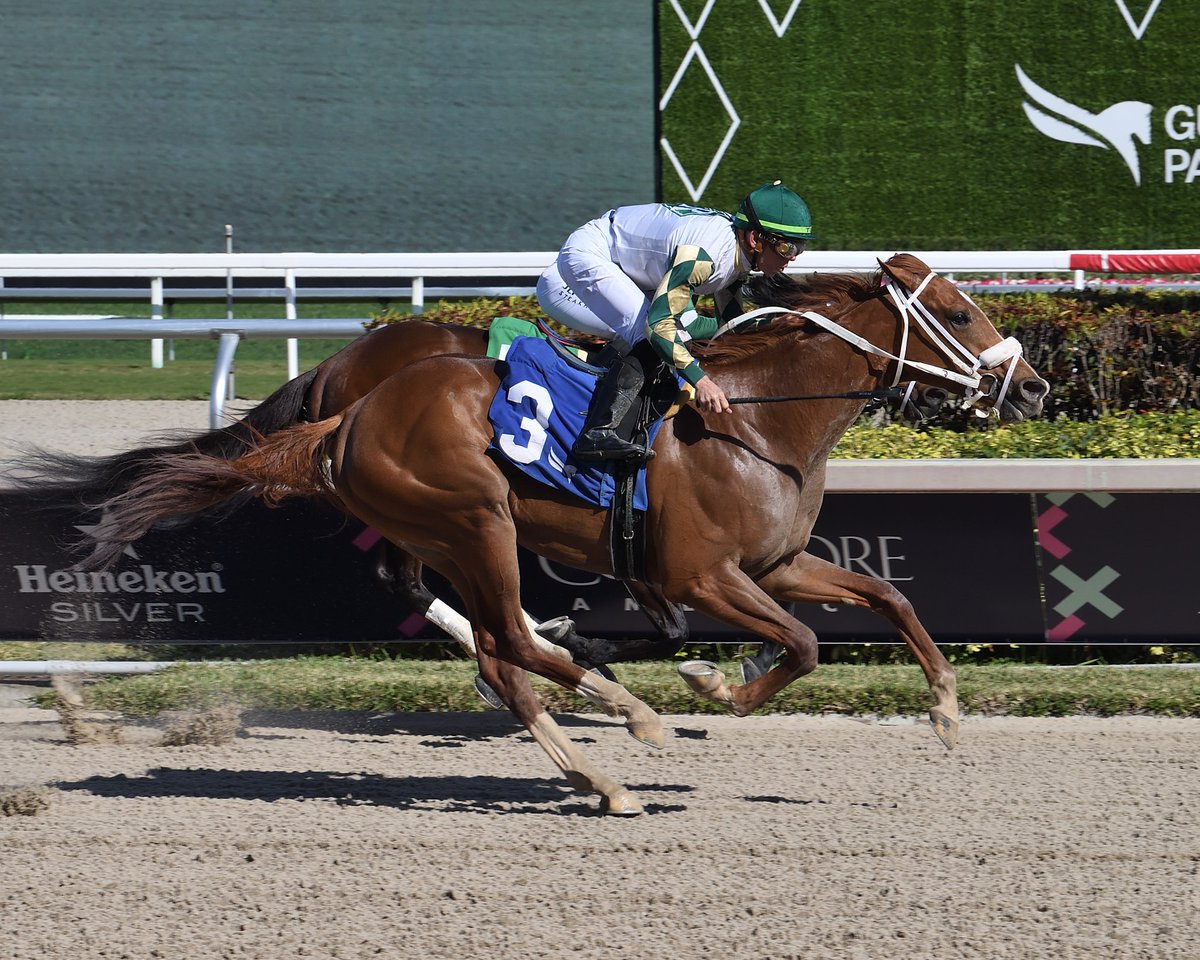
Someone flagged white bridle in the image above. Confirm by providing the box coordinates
[713,270,1025,417]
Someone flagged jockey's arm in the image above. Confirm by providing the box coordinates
[712,286,745,326]
[645,244,730,414]
[645,244,721,385]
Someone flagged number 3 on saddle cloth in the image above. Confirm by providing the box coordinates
[487,334,683,513]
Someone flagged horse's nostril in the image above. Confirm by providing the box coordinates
[1021,378,1050,400]
[925,387,948,403]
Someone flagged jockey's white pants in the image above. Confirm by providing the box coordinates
[536,215,649,350]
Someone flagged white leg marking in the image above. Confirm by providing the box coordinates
[424,598,476,656]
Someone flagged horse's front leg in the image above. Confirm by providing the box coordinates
[664,565,819,717]
[756,551,958,748]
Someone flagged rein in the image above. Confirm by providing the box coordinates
[729,387,904,405]
[713,270,1025,417]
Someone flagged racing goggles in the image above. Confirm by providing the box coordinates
[763,234,806,259]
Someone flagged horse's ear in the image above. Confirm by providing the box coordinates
[877,253,914,288]
[876,255,898,283]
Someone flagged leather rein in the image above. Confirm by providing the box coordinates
[712,270,1024,415]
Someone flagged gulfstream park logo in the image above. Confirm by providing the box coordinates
[1015,65,1152,185]
[1014,1,1199,186]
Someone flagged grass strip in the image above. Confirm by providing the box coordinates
[57,658,1200,719]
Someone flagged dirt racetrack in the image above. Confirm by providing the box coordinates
[2,404,1198,958]
[2,705,1198,960]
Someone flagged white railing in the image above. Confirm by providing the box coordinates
[2,248,1198,294]
[3,249,1198,427]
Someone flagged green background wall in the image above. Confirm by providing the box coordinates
[658,0,1200,249]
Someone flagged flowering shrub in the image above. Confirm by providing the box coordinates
[834,410,1200,458]
[964,290,1200,423]
[370,291,1200,432]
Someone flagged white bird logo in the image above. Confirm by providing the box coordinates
[1015,64,1152,185]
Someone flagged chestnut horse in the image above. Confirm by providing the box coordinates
[75,255,1047,814]
[11,303,948,683]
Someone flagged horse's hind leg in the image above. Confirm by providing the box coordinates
[757,552,958,748]
[558,581,691,672]
[473,639,642,816]
[373,539,578,671]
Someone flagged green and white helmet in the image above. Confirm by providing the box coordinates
[733,180,816,241]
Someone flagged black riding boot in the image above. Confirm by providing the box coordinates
[573,352,654,462]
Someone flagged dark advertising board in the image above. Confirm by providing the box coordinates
[1,488,1195,644]
[521,493,1045,643]
[0,497,402,644]
[1036,493,1200,642]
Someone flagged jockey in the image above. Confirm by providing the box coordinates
[536,180,816,462]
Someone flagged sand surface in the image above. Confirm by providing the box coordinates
[3,404,1199,958]
[2,706,1198,960]
[0,399,220,459]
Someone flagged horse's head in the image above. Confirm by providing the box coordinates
[875,254,1049,422]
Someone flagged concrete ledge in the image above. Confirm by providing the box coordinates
[3,457,1198,493]
[825,458,1200,492]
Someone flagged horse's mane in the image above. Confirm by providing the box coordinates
[690,259,898,365]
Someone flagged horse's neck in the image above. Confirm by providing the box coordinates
[716,330,880,475]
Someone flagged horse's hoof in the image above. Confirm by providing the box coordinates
[627,718,666,750]
[535,616,576,642]
[677,660,725,695]
[473,675,505,710]
[929,708,958,750]
[601,791,643,817]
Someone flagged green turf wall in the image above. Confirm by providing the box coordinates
[658,0,1199,249]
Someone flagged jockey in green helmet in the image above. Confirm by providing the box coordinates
[537,180,816,461]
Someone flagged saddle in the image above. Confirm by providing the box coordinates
[485,317,688,580]
[488,315,689,435]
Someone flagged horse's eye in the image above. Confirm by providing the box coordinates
[950,311,971,328]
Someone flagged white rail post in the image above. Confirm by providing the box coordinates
[150,277,164,368]
[210,332,241,428]
[225,224,234,321]
[411,275,424,315]
[285,269,299,380]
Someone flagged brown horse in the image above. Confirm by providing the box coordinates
[10,303,949,684]
[76,255,1047,814]
[8,313,684,678]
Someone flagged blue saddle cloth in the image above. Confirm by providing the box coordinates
[487,336,666,510]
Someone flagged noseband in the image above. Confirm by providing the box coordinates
[876,272,1024,416]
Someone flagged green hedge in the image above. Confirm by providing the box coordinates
[409,291,1200,427]
[385,294,1200,457]
[835,410,1200,459]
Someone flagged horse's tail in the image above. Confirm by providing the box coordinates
[79,413,345,571]
[5,366,320,519]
